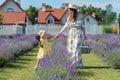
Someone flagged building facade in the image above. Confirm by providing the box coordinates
[0,0,32,35]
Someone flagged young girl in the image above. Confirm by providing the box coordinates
[34,30,52,69]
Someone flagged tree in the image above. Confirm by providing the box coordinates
[95,8,103,23]
[45,4,52,9]
[40,4,52,9]
[86,4,95,13]
[77,5,103,24]
[106,4,113,13]
[118,13,120,26]
[61,3,65,9]
[0,14,3,24]
[104,4,116,24]
[77,5,87,14]
[26,5,38,24]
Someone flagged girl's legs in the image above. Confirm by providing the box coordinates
[34,59,43,70]
[34,59,40,69]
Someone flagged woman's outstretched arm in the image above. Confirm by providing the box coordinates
[54,18,69,39]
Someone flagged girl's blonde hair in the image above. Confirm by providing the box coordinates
[38,30,46,36]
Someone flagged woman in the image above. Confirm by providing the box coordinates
[55,4,87,68]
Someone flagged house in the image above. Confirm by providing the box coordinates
[0,0,32,35]
[81,13,100,34]
[37,3,69,35]
[38,3,69,25]
[38,3,101,34]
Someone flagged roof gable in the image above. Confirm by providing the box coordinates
[38,9,66,24]
[0,0,24,12]
[82,13,98,23]
[51,9,66,20]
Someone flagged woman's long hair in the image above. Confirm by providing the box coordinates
[70,8,77,21]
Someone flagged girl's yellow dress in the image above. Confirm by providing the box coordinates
[37,38,52,59]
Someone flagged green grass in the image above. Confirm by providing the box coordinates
[0,47,38,80]
[77,53,120,80]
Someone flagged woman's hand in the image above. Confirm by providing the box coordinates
[54,34,59,39]
[82,36,87,45]
[83,36,87,41]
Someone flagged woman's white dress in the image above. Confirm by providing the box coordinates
[65,19,84,67]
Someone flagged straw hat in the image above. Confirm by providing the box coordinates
[67,4,77,9]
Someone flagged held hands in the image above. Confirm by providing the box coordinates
[54,34,60,39]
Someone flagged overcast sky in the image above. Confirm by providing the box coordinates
[0,0,120,15]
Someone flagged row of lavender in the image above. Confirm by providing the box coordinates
[0,34,38,67]
[35,35,78,80]
[88,34,120,68]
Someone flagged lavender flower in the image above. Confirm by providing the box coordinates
[89,34,120,68]
[0,34,38,67]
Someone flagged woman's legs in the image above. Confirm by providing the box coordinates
[76,37,84,68]
[78,48,84,68]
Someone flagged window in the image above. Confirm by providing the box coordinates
[7,8,14,12]
[47,18,54,24]
[86,18,90,22]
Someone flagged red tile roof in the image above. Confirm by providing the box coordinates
[0,12,26,25]
[38,9,67,24]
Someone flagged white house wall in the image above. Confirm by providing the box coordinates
[26,16,32,25]
[0,0,22,12]
[84,15,99,34]
[61,11,69,25]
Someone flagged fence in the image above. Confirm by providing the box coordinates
[85,24,103,34]
[0,24,103,35]
[0,25,23,35]
[26,24,69,35]
[26,24,103,35]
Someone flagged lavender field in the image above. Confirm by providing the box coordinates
[0,33,120,80]
[35,34,120,79]
[0,34,38,67]
[35,35,78,80]
[88,34,120,68]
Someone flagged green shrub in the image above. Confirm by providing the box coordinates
[103,26,113,34]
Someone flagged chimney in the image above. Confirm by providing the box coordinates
[16,0,20,5]
[64,3,69,9]
[42,3,46,12]
[92,12,95,17]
